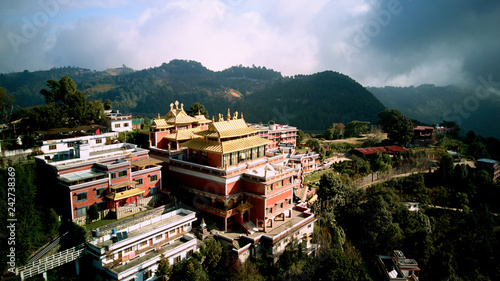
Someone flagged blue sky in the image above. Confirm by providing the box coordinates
[1,0,499,87]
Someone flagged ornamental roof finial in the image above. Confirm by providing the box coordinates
[181,103,184,111]
[170,103,174,110]
[227,108,231,122]
[174,100,179,109]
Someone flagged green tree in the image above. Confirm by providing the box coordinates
[200,237,222,271]
[88,203,99,222]
[345,120,370,138]
[297,130,306,144]
[0,87,15,123]
[467,141,490,160]
[104,99,112,110]
[155,254,173,280]
[324,123,345,140]
[186,102,209,118]
[378,109,414,145]
[317,172,351,211]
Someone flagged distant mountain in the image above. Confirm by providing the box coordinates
[1,60,385,132]
[368,85,500,139]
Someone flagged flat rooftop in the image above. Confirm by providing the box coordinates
[93,209,195,249]
[219,207,314,241]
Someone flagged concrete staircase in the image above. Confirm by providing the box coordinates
[242,221,258,234]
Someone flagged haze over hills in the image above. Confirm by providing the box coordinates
[368,85,500,139]
[0,60,385,133]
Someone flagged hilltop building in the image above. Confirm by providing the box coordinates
[107,110,133,132]
[35,137,163,225]
[377,250,420,280]
[413,126,434,146]
[249,122,298,149]
[476,158,500,181]
[347,146,407,158]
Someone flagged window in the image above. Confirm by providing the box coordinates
[156,234,163,240]
[118,170,128,178]
[124,123,129,127]
[95,188,105,198]
[149,174,158,182]
[136,178,143,186]
[75,192,87,202]
[150,187,158,195]
[115,124,121,128]
[267,207,273,215]
[187,249,194,257]
[140,241,148,247]
[276,181,283,188]
[49,144,56,150]
[169,229,176,235]
[96,138,102,144]
[267,185,272,192]
[67,142,74,148]
[174,256,181,264]
[143,270,153,280]
[110,173,117,180]
[124,246,133,253]
[76,206,87,217]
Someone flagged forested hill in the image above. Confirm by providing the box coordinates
[368,85,500,139]
[1,60,385,131]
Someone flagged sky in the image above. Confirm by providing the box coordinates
[1,0,499,87]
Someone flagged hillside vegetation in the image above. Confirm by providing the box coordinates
[1,60,384,132]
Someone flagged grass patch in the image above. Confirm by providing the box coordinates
[304,169,332,184]
[84,218,117,231]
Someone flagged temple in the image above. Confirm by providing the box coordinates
[148,100,210,150]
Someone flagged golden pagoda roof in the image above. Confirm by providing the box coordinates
[181,135,271,154]
[150,118,173,129]
[194,114,211,123]
[162,100,198,125]
[164,127,203,141]
[106,188,144,201]
[197,118,258,138]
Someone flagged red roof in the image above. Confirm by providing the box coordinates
[353,146,407,155]
[414,126,434,131]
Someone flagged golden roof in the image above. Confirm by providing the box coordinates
[197,119,258,138]
[106,188,144,201]
[109,180,137,190]
[194,114,211,123]
[164,127,203,141]
[151,118,173,129]
[181,135,271,154]
[131,158,164,167]
[162,101,198,125]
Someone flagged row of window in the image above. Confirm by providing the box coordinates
[266,198,293,215]
[75,177,158,203]
[114,122,130,128]
[222,145,266,166]
[266,177,292,192]
[48,139,104,150]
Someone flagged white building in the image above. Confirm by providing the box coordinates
[38,132,118,156]
[108,110,133,132]
[87,208,198,281]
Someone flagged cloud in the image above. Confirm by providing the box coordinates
[1,0,499,87]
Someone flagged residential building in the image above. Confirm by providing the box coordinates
[88,207,197,281]
[413,126,434,146]
[249,122,298,149]
[476,158,500,181]
[347,146,408,158]
[37,131,118,155]
[377,250,420,280]
[35,138,163,225]
[107,110,133,132]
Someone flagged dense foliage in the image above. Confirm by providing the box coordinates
[1,61,385,133]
